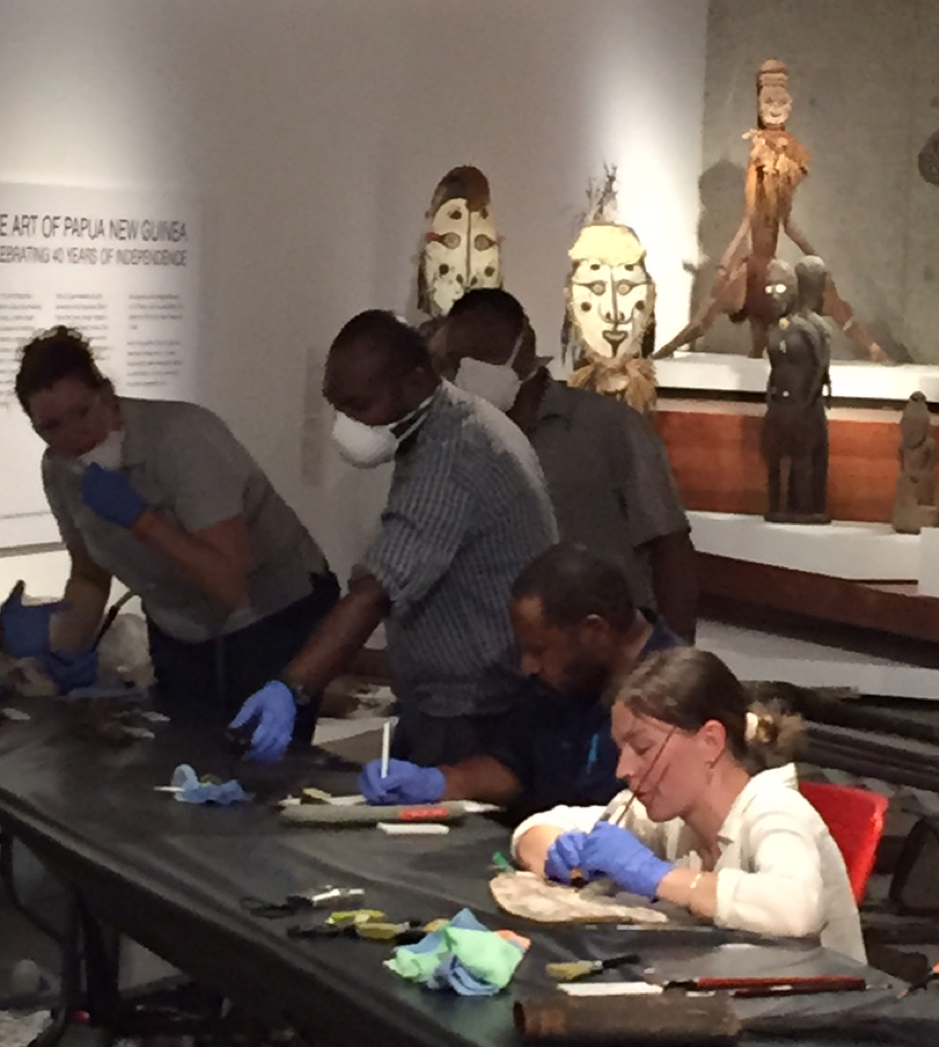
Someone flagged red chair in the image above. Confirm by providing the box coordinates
[799,781,889,904]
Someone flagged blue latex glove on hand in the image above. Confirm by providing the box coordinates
[544,831,590,884]
[228,680,296,762]
[81,464,147,528]
[359,759,446,805]
[38,648,99,693]
[0,582,65,659]
[580,821,675,900]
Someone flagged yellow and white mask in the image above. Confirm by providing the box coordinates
[418,166,502,318]
[564,223,655,364]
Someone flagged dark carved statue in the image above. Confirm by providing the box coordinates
[891,392,938,534]
[761,257,831,524]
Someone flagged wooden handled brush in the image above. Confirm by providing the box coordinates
[545,953,641,983]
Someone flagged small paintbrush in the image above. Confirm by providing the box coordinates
[546,952,641,982]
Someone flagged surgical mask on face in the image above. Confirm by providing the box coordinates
[331,396,433,469]
[79,428,125,471]
[453,332,528,411]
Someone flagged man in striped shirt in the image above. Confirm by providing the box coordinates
[230,311,558,764]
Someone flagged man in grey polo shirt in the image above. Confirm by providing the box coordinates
[444,288,697,642]
[14,326,338,744]
[230,310,558,764]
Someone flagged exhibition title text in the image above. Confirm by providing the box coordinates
[0,214,188,266]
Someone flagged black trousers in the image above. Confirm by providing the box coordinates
[146,572,340,749]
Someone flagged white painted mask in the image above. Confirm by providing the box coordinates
[418,167,502,318]
[565,224,654,362]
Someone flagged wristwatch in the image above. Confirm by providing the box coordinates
[277,673,314,707]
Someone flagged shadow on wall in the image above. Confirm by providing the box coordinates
[688,159,749,356]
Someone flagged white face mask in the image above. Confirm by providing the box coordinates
[331,396,433,469]
[79,427,125,471]
[453,332,526,411]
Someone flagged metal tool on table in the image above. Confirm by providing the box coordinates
[241,886,365,919]
[897,958,939,997]
[287,908,431,945]
[662,973,868,998]
[280,800,467,827]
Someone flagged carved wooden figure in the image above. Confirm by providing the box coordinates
[761,258,831,524]
[891,392,938,535]
[656,59,887,363]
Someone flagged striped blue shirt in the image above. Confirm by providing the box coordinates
[362,382,558,717]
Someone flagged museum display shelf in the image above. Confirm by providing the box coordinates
[657,397,925,523]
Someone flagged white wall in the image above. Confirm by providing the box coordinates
[0,0,707,597]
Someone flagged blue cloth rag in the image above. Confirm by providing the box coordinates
[170,763,251,805]
[386,908,528,997]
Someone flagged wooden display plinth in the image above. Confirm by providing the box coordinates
[655,399,922,524]
[656,396,939,643]
[698,552,939,645]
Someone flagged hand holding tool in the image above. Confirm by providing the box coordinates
[580,822,674,900]
[359,758,446,805]
[545,831,589,884]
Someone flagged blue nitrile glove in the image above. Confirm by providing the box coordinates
[359,759,446,805]
[0,582,65,658]
[228,680,296,763]
[38,648,99,693]
[81,464,147,528]
[544,831,590,884]
[170,764,250,805]
[580,821,674,900]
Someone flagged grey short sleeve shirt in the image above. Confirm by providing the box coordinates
[361,383,558,718]
[528,380,689,609]
[43,398,328,643]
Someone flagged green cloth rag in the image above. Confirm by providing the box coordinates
[386,910,525,991]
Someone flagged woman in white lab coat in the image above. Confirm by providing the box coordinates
[512,647,866,962]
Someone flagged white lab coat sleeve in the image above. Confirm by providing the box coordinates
[510,803,609,858]
[714,792,826,939]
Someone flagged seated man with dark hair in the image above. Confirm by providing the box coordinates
[359,543,685,813]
